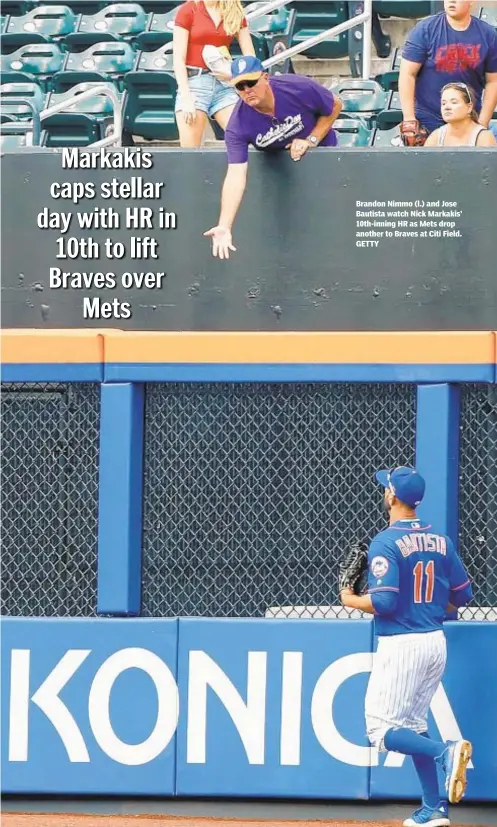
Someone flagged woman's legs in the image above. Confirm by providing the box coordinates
[213,103,236,132]
[176,110,209,148]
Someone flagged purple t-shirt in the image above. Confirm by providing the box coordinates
[225,74,338,164]
[402,12,497,132]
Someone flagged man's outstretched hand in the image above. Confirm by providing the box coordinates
[204,225,237,259]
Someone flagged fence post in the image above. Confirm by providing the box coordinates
[415,384,461,548]
[97,382,144,615]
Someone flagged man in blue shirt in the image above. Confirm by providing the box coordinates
[340,466,473,827]
[399,0,497,139]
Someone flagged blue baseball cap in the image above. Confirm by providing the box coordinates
[375,466,426,508]
[231,55,265,84]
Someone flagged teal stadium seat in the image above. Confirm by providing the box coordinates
[122,45,177,140]
[375,69,399,91]
[1,6,76,53]
[1,1,30,17]
[43,80,118,141]
[373,1,432,18]
[0,132,34,148]
[1,16,9,34]
[0,43,64,90]
[334,113,372,147]
[41,110,100,144]
[53,40,136,90]
[0,81,46,114]
[480,3,497,28]
[135,8,175,51]
[292,1,349,60]
[34,0,108,16]
[64,2,148,50]
[372,122,402,147]
[331,79,388,126]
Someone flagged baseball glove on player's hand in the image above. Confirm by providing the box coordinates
[338,542,369,596]
[400,120,429,147]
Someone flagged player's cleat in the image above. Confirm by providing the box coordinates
[403,801,450,827]
[439,739,473,804]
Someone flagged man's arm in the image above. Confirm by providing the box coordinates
[204,163,248,259]
[308,97,343,143]
[340,589,376,614]
[219,163,248,229]
[479,73,497,127]
[399,58,423,121]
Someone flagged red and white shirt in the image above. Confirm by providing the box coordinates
[175,0,247,69]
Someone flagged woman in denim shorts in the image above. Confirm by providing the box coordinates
[173,0,255,147]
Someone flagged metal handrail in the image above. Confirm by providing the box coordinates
[40,82,122,147]
[245,0,292,21]
[263,0,373,81]
[0,97,41,146]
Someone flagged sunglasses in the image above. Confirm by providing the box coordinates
[235,78,259,92]
[442,82,472,102]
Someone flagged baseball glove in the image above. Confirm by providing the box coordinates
[400,120,429,147]
[338,541,369,596]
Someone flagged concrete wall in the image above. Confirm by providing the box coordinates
[2,148,496,331]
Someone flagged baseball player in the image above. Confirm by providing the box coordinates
[340,466,473,827]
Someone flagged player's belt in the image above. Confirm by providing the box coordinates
[186,67,210,78]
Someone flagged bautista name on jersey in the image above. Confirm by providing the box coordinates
[366,519,472,636]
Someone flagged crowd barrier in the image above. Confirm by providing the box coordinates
[2,617,497,800]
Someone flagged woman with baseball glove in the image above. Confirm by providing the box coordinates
[424,82,496,147]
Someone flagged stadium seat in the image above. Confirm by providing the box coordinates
[376,107,403,129]
[41,110,100,144]
[122,46,177,140]
[1,6,76,53]
[480,3,497,28]
[372,122,402,147]
[375,69,399,91]
[0,43,64,90]
[64,3,148,50]
[331,79,388,126]
[334,113,372,147]
[135,8,175,51]
[1,0,31,17]
[1,132,35,148]
[0,81,46,116]
[392,46,402,69]
[387,90,401,111]
[373,1,432,18]
[292,0,349,60]
[230,29,269,62]
[33,0,107,15]
[53,40,136,90]
[1,16,9,34]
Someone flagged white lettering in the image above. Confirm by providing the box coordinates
[187,650,267,765]
[88,648,178,766]
[311,652,375,767]
[280,652,303,766]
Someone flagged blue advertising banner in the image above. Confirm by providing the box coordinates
[1,617,496,801]
[176,617,373,799]
[1,618,178,795]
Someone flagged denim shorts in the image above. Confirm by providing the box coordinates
[175,72,239,118]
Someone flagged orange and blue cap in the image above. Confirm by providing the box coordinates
[231,55,264,83]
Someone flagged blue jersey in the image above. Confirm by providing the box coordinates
[367,518,472,636]
[402,12,497,132]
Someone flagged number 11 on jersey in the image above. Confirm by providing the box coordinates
[413,560,435,603]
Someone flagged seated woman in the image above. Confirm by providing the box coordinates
[173,0,255,148]
[425,83,496,148]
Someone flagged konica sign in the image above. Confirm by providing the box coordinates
[2,618,496,800]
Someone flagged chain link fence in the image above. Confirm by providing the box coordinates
[1,383,100,617]
[141,382,416,619]
[459,384,497,621]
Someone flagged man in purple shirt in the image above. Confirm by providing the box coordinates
[399,0,497,142]
[204,56,342,259]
